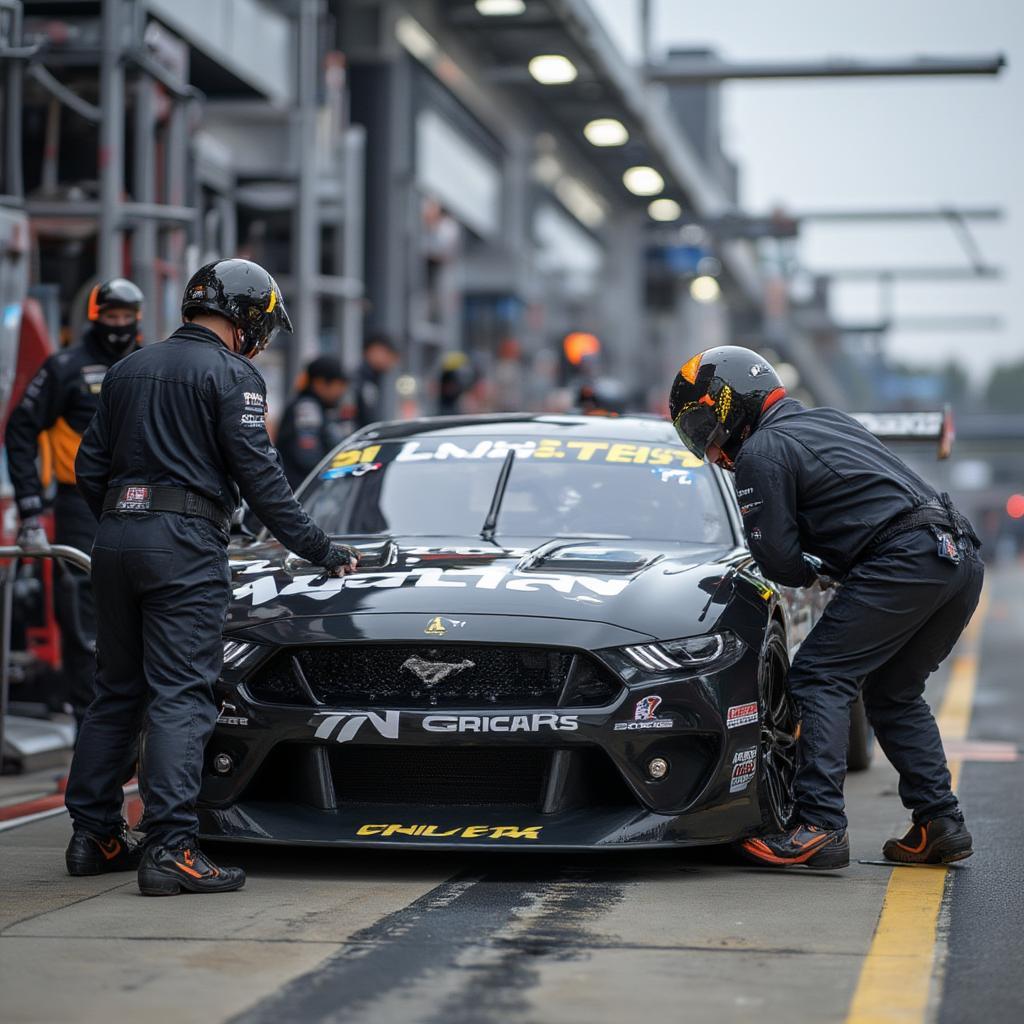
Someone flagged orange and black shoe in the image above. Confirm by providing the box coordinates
[137,843,245,896]
[66,825,144,876]
[740,823,850,869]
[883,815,973,864]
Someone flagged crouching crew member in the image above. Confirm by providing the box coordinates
[64,259,359,895]
[669,345,982,870]
[6,279,144,725]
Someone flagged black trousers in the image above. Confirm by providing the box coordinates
[53,488,98,721]
[788,527,984,831]
[65,513,230,847]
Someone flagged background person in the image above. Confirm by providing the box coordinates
[276,355,351,488]
[354,331,400,428]
[6,278,144,726]
[669,345,983,870]
[63,259,359,895]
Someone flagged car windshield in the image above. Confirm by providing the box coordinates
[299,434,731,544]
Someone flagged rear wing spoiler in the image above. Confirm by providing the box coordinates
[849,406,954,459]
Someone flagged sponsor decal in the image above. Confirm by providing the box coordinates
[423,616,466,636]
[423,713,578,733]
[614,694,673,732]
[232,564,630,606]
[321,462,382,480]
[730,747,757,793]
[736,487,754,498]
[749,363,771,378]
[651,468,692,485]
[325,440,703,470]
[117,486,151,511]
[726,702,759,729]
[216,701,249,727]
[356,823,542,840]
[243,391,264,407]
[311,711,401,743]
[240,413,265,428]
[739,500,764,518]
[749,527,762,542]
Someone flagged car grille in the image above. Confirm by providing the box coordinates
[244,644,622,709]
[329,746,548,805]
[238,744,639,811]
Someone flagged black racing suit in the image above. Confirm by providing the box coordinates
[65,323,339,847]
[276,389,350,489]
[6,332,132,718]
[734,398,983,831]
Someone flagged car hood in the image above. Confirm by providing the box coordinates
[225,535,742,645]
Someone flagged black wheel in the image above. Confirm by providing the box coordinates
[847,693,874,772]
[758,622,797,831]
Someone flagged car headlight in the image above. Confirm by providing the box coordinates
[222,639,260,669]
[603,631,745,682]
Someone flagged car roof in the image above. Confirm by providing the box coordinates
[351,413,682,446]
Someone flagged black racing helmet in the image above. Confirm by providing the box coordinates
[669,345,785,468]
[87,278,144,322]
[86,278,144,357]
[181,258,292,357]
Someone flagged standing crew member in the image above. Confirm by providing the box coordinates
[276,355,350,488]
[64,259,359,895]
[353,332,400,428]
[669,346,983,869]
[6,279,143,724]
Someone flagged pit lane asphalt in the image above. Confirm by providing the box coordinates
[1,562,1020,1024]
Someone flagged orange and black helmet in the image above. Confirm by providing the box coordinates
[87,278,144,322]
[669,345,785,468]
[181,258,291,357]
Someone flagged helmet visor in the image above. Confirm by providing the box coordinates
[672,405,727,460]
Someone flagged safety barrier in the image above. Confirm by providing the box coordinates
[0,544,91,772]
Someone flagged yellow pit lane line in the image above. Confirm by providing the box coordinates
[845,586,989,1024]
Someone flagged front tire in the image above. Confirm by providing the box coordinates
[757,621,797,831]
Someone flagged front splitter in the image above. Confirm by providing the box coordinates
[198,800,748,850]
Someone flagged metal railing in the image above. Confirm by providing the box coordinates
[0,544,91,768]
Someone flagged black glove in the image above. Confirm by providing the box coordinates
[802,552,838,591]
[16,515,50,553]
[320,543,360,578]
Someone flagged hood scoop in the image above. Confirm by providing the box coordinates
[284,537,398,573]
[519,541,662,575]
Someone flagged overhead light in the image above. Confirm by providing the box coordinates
[475,0,526,13]
[395,16,438,64]
[690,275,721,303]
[583,118,628,147]
[648,198,681,222]
[555,177,607,228]
[528,54,578,85]
[623,165,664,196]
[531,153,563,186]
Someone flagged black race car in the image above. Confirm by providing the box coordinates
[198,414,844,850]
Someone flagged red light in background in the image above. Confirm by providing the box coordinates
[1007,494,1024,520]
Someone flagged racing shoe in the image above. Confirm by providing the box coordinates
[66,825,144,876]
[883,815,973,864]
[137,843,245,896]
[740,824,850,869]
